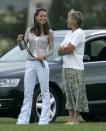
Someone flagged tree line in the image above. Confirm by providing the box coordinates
[49,0,106,30]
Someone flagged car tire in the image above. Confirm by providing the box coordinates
[81,113,101,122]
[30,86,59,123]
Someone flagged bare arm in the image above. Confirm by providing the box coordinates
[58,43,75,56]
[46,30,54,57]
[36,30,54,61]
[17,29,29,50]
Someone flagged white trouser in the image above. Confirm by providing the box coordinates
[17,60,50,125]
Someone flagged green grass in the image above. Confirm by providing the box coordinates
[0,116,106,131]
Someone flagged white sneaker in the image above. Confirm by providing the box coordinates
[16,122,28,125]
[38,122,49,125]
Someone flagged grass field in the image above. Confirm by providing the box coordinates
[0,116,106,131]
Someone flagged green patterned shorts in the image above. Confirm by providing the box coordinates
[62,68,89,112]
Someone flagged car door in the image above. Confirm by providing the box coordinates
[84,35,106,111]
[49,36,63,88]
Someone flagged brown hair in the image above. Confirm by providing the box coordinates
[30,8,51,36]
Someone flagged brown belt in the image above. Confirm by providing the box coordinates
[27,58,36,61]
[27,58,45,67]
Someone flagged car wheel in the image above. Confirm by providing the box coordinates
[81,113,101,122]
[30,86,59,123]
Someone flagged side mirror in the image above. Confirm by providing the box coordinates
[83,55,90,62]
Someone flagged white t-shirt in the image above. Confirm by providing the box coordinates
[60,28,85,70]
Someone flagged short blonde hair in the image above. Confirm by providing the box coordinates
[68,9,83,28]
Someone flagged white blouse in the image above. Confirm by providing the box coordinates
[23,28,54,60]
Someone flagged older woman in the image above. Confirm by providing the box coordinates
[58,9,89,124]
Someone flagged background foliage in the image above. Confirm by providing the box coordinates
[0,6,27,53]
[49,0,106,30]
[0,0,106,53]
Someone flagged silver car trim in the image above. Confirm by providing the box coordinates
[89,100,106,104]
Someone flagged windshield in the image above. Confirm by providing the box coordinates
[0,37,64,62]
[0,46,28,61]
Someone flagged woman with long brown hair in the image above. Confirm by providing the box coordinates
[17,8,54,125]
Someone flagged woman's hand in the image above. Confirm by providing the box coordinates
[58,46,65,56]
[17,34,24,43]
[17,34,26,50]
[36,56,47,61]
[58,44,75,56]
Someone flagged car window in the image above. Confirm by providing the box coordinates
[85,37,106,62]
[0,46,28,61]
[91,40,106,57]
[48,37,64,62]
